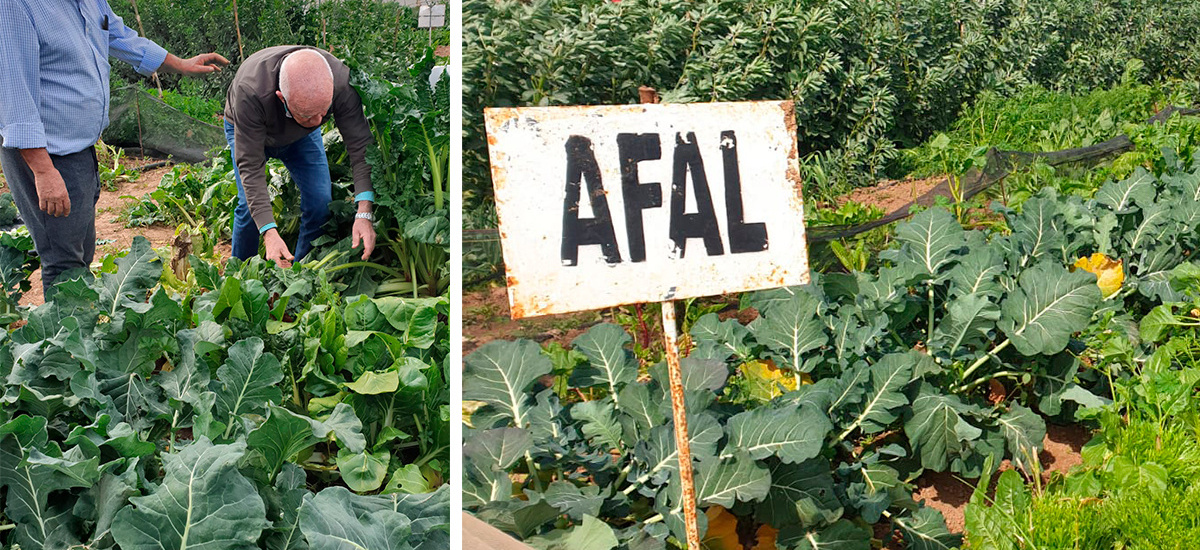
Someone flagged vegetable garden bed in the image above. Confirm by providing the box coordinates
[464,124,1200,550]
[0,236,450,548]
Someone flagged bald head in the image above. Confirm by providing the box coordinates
[277,49,333,127]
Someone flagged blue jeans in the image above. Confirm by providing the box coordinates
[224,120,332,261]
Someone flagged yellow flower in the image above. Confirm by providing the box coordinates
[1074,253,1124,297]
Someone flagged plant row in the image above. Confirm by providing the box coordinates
[0,236,449,549]
[463,147,1200,549]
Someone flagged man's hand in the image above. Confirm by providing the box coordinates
[159,53,230,76]
[19,148,70,217]
[263,228,294,268]
[351,217,376,260]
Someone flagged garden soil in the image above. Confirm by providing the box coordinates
[1,155,232,306]
[912,422,1091,535]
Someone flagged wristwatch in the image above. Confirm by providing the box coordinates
[355,212,374,222]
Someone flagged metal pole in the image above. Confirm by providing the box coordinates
[660,301,701,550]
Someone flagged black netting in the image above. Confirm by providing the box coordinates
[103,86,226,163]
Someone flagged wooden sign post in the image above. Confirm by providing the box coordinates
[485,96,809,550]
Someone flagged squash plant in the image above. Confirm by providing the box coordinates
[464,152,1200,549]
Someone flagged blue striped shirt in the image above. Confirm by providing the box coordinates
[0,0,168,155]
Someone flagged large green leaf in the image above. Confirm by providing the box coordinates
[0,416,100,550]
[998,262,1101,356]
[319,403,367,454]
[248,404,324,477]
[211,337,283,436]
[722,404,832,463]
[569,324,637,398]
[842,461,905,523]
[571,398,625,452]
[298,487,415,550]
[689,314,754,362]
[566,515,619,550]
[74,460,141,549]
[463,427,533,473]
[632,413,722,488]
[893,507,961,550]
[893,207,966,277]
[376,296,445,350]
[756,458,842,529]
[826,305,886,367]
[1095,167,1156,213]
[159,322,225,407]
[111,438,268,550]
[649,356,729,394]
[616,383,664,438]
[995,404,1045,473]
[542,482,605,522]
[96,236,162,317]
[748,292,828,374]
[381,485,450,539]
[834,353,913,437]
[929,293,1000,356]
[463,340,552,427]
[904,384,981,471]
[1008,195,1067,262]
[263,464,309,550]
[692,454,770,508]
[777,520,872,550]
[1125,202,1175,253]
[337,448,391,493]
[947,247,1006,299]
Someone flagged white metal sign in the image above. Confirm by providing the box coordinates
[485,101,810,318]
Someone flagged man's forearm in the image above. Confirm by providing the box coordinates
[156,54,186,74]
[18,148,56,176]
[156,53,229,76]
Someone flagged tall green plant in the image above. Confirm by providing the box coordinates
[349,48,450,298]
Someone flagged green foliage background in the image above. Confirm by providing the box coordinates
[110,0,450,97]
[463,0,1200,216]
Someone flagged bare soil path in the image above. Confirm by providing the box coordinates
[1,154,231,306]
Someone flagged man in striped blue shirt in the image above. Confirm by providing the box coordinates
[0,0,228,293]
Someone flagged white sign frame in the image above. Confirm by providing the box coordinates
[485,101,810,318]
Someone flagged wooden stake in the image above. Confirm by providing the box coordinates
[660,301,701,550]
[127,0,163,98]
[639,85,697,549]
[232,0,245,62]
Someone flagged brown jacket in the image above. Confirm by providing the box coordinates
[224,45,373,230]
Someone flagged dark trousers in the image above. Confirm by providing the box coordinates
[0,145,100,294]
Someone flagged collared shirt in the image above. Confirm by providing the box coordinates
[0,0,167,155]
[224,46,374,230]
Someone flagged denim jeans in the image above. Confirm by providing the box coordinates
[224,120,332,261]
[0,144,100,294]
